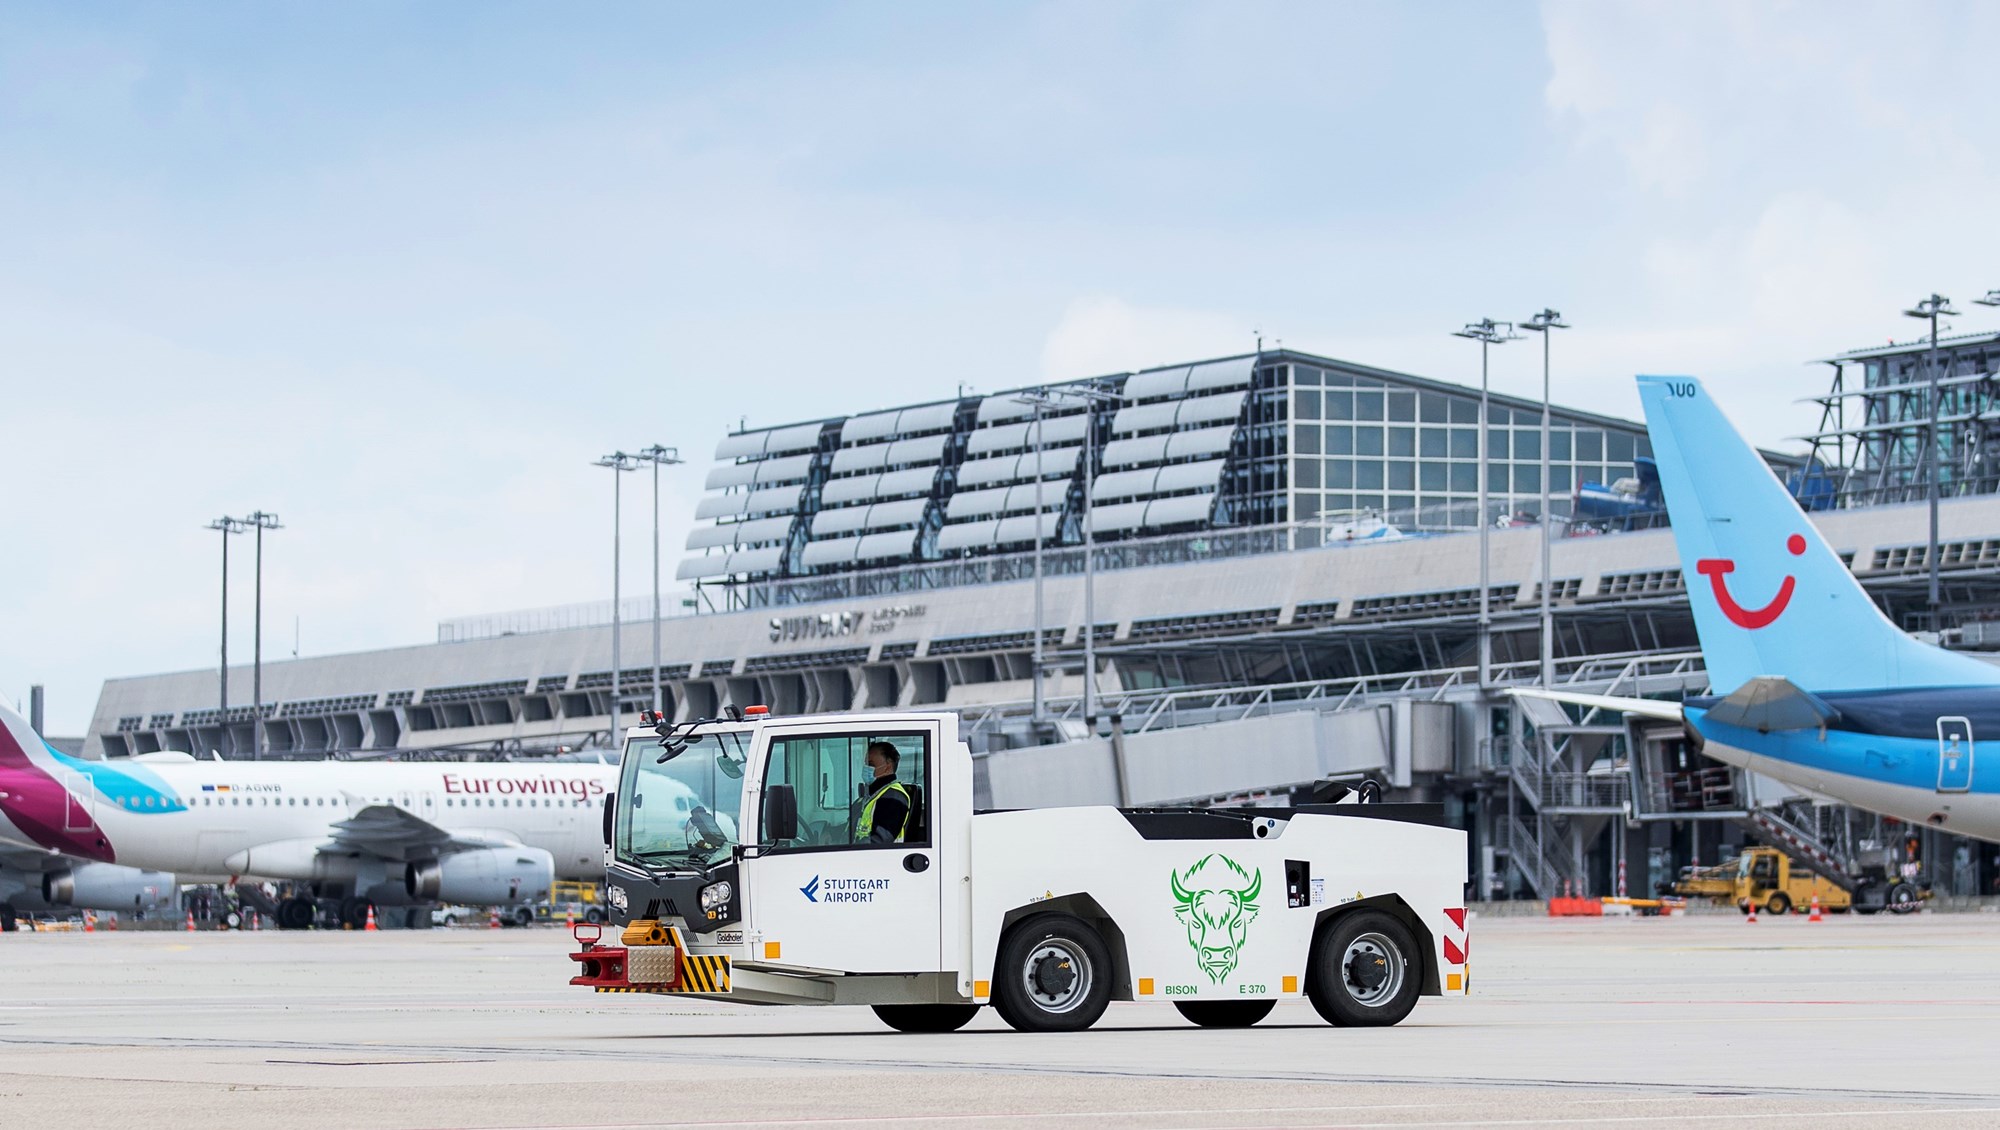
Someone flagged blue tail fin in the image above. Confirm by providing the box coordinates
[1636,375,2000,693]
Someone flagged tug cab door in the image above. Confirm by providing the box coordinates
[745,723,942,973]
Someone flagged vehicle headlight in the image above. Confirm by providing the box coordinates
[699,881,733,910]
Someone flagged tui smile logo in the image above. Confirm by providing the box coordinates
[1697,534,1806,630]
[801,875,820,902]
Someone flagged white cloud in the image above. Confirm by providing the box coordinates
[1534,0,2000,437]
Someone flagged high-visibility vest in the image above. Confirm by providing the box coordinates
[857,780,912,842]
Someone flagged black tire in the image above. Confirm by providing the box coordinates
[1173,1000,1274,1028]
[872,1004,981,1033]
[991,913,1113,1033]
[276,898,316,931]
[1766,893,1791,916]
[337,898,372,930]
[584,908,605,925]
[1855,905,1881,916]
[223,910,244,930]
[1306,909,1423,1028]
[1887,882,1920,915]
[512,906,535,928]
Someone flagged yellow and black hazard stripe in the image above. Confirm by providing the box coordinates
[662,926,731,994]
[680,952,732,994]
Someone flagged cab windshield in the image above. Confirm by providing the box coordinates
[615,729,748,871]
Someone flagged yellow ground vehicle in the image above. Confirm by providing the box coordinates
[1732,847,1850,915]
[1668,859,1739,901]
[537,880,606,925]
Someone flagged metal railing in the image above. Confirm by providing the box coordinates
[438,595,695,643]
[730,498,1678,610]
[1535,770,1630,811]
[958,648,1707,743]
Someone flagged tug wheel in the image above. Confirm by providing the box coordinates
[991,913,1112,1033]
[1306,909,1422,1028]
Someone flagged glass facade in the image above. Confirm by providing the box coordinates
[1281,360,1650,540]
[682,350,1659,585]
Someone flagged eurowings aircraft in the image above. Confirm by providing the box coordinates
[1516,375,2000,842]
[0,844,175,931]
[0,698,616,928]
[0,721,179,930]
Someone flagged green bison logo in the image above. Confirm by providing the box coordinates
[1170,853,1262,984]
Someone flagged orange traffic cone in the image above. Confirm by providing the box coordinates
[83,911,95,933]
[185,912,196,932]
[1745,900,1758,923]
[565,911,575,929]
[364,906,378,932]
[1809,895,1823,922]
[252,912,261,932]
[489,907,501,929]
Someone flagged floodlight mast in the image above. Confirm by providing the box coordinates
[206,516,247,755]
[595,452,643,740]
[1519,309,1568,689]
[1052,382,1120,728]
[244,511,283,757]
[638,446,684,716]
[1012,391,1054,726]
[1452,318,1520,688]
[1902,294,1959,617]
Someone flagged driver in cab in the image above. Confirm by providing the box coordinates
[855,740,912,844]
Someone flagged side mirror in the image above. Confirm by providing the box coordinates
[764,784,798,843]
[602,791,616,847]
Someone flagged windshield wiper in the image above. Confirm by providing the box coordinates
[628,849,710,871]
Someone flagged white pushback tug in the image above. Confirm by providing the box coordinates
[569,706,1469,1032]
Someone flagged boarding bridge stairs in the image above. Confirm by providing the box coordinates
[1501,684,1643,900]
[1499,811,1586,901]
[1733,805,1861,894]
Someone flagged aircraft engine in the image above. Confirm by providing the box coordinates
[405,846,554,905]
[42,863,177,911]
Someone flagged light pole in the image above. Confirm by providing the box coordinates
[1903,294,1959,618]
[1052,383,1119,728]
[595,452,641,737]
[244,511,282,757]
[206,516,246,754]
[1012,393,1050,724]
[1520,310,1568,688]
[638,445,684,716]
[1453,319,1519,687]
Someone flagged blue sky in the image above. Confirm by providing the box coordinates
[7,2,2000,733]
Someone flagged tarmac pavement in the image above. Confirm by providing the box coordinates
[3,912,1998,1128]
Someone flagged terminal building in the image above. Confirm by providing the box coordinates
[84,342,2000,902]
